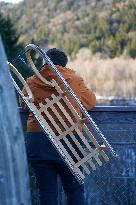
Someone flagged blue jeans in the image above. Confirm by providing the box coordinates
[25,132,85,205]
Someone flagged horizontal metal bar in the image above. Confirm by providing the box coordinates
[91,106,136,112]
[110,177,136,179]
[110,142,136,146]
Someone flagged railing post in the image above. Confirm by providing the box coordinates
[0,36,31,205]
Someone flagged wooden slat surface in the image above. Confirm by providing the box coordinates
[35,102,76,166]
[83,125,109,161]
[32,102,85,178]
[75,149,100,168]
[51,94,97,170]
[39,93,65,113]
[53,80,105,167]
[45,97,90,175]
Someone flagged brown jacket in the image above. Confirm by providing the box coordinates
[19,65,96,132]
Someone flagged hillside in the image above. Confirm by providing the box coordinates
[1,0,136,100]
[0,0,136,58]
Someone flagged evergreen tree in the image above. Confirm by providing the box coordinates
[0,13,23,60]
[0,13,33,83]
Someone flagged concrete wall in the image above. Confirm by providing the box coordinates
[0,37,31,205]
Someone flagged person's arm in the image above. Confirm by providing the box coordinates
[19,86,29,113]
[76,76,96,110]
[19,78,32,113]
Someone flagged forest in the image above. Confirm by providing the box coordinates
[0,0,136,99]
[1,0,136,58]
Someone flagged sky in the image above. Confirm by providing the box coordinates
[0,0,22,3]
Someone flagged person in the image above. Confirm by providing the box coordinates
[20,48,96,205]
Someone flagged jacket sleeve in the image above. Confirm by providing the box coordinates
[19,78,31,113]
[76,76,96,110]
[19,86,29,113]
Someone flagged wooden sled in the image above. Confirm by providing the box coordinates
[8,44,117,184]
